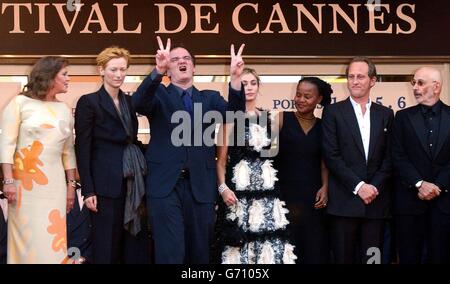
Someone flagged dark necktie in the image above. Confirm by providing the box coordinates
[182,90,193,116]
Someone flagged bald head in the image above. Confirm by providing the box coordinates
[412,67,442,106]
[414,67,442,84]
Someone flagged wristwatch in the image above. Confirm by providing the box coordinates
[415,180,424,189]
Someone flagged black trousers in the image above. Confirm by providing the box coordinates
[396,206,450,264]
[92,195,126,264]
[149,176,215,264]
[330,215,385,264]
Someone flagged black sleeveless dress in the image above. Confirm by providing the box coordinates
[276,112,330,264]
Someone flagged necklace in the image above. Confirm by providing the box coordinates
[295,111,316,134]
[294,112,315,120]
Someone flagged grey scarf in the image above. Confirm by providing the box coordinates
[115,92,147,236]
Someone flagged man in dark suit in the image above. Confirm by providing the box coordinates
[132,37,246,264]
[392,67,450,264]
[322,57,394,264]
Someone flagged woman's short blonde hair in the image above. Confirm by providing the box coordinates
[96,46,131,68]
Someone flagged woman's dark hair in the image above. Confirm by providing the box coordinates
[297,77,333,106]
[21,56,69,100]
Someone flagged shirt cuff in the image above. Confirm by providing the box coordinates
[353,181,365,195]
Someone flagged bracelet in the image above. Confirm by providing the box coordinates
[1,178,14,185]
[218,183,228,194]
[67,179,78,188]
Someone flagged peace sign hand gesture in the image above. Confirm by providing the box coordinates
[230,43,245,90]
[155,36,171,75]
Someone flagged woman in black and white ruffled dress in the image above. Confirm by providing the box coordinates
[215,68,297,264]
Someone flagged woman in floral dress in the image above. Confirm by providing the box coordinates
[0,56,77,264]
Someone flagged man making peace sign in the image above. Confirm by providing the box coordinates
[133,37,246,264]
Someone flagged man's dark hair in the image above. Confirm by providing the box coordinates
[170,45,196,66]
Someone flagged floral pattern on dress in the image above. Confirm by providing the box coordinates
[13,140,48,191]
[47,209,67,254]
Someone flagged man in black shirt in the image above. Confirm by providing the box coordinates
[392,67,450,264]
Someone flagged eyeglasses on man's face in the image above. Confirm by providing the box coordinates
[170,56,192,63]
[410,79,436,87]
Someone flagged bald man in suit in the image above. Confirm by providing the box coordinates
[392,67,450,264]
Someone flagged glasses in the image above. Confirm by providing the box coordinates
[347,74,368,82]
[410,79,436,87]
[170,56,192,63]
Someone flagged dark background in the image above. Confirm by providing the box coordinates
[0,0,449,57]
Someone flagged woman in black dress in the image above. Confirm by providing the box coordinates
[276,77,333,264]
[215,68,297,264]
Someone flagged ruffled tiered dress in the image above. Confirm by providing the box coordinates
[218,112,297,264]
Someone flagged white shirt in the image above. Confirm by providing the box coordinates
[76,188,84,211]
[349,96,372,194]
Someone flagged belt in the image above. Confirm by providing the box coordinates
[179,169,190,179]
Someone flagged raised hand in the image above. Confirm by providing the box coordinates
[230,43,245,78]
[230,43,245,90]
[155,36,171,75]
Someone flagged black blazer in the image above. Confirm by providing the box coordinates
[75,75,155,198]
[392,102,450,215]
[322,98,394,218]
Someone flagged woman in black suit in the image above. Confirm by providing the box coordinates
[75,47,154,263]
[276,77,333,264]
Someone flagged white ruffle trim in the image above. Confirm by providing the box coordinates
[248,124,271,152]
[258,241,275,264]
[226,200,245,228]
[273,199,290,229]
[222,246,242,264]
[232,160,250,190]
[261,160,278,189]
[283,243,297,264]
[248,200,265,232]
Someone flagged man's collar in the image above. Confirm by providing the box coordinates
[420,100,442,115]
[349,96,372,109]
[171,84,193,97]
